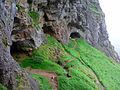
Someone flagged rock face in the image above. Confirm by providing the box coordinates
[11,0,45,51]
[0,0,120,89]
[11,0,120,61]
[0,0,39,90]
[23,0,119,61]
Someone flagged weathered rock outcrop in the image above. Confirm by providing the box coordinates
[11,0,45,51]
[0,0,39,90]
[43,0,120,61]
[19,0,119,61]
[0,0,120,89]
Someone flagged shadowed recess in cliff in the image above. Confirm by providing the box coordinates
[42,24,55,36]
[10,39,35,55]
[70,32,81,38]
[14,17,21,24]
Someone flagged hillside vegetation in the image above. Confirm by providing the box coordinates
[0,84,7,90]
[16,35,120,90]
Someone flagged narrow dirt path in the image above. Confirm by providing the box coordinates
[26,68,58,90]
[62,40,105,90]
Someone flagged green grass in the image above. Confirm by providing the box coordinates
[21,59,66,75]
[21,35,66,76]
[20,35,120,90]
[28,11,39,23]
[28,11,42,30]
[32,74,52,90]
[74,39,120,90]
[0,84,7,90]
[58,76,96,90]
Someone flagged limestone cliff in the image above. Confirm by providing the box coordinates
[12,0,120,61]
[0,0,120,90]
[0,0,39,90]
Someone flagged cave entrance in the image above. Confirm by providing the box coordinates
[10,41,24,57]
[70,32,81,38]
[10,41,32,60]
[42,24,55,36]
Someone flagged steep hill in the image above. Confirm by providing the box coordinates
[11,0,120,61]
[0,0,120,90]
[14,35,120,90]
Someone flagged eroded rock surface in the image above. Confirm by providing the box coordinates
[11,0,45,51]
[0,0,39,90]
[22,0,119,61]
[0,0,120,89]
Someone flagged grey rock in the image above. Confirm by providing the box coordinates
[11,2,45,51]
[0,0,39,89]
[35,0,120,61]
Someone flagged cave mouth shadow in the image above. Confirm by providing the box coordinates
[70,32,81,38]
[10,42,24,57]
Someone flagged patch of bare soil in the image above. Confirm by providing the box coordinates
[26,68,58,90]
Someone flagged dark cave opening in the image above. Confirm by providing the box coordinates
[14,17,20,24]
[10,42,23,55]
[10,42,22,59]
[70,32,81,38]
[10,39,34,57]
[42,24,55,36]
[10,42,29,60]
[27,0,33,4]
[43,13,49,22]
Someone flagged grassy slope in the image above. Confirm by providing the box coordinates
[31,74,52,90]
[0,84,7,90]
[20,35,120,90]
